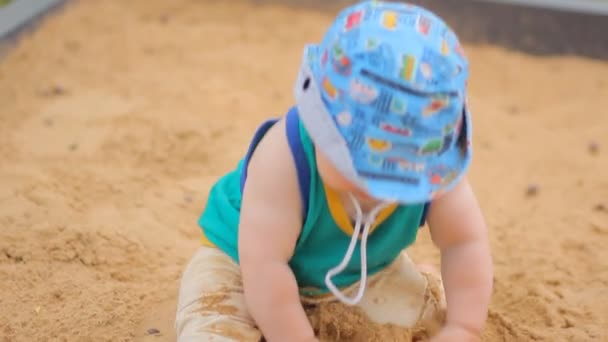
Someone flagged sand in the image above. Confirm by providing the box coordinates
[0,1,606,341]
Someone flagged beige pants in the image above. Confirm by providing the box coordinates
[175,246,444,342]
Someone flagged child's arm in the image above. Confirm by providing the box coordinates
[238,119,318,342]
[427,178,493,341]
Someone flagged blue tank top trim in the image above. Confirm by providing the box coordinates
[239,118,278,193]
[286,108,311,218]
[237,108,311,219]
[420,202,430,227]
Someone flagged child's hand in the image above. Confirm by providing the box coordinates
[431,324,480,342]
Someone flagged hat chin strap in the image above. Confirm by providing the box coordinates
[324,193,391,306]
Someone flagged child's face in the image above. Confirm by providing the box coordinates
[315,149,374,201]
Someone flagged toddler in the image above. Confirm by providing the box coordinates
[176,1,493,341]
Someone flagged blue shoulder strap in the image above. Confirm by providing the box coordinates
[419,202,430,227]
[239,108,311,219]
[285,107,311,218]
[239,118,279,192]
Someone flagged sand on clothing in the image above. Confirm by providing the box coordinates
[0,1,607,341]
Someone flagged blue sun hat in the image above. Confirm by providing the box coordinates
[294,0,472,204]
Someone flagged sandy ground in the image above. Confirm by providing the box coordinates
[0,1,607,341]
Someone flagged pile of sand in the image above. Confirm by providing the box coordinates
[0,1,606,341]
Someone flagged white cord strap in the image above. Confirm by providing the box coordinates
[324,193,391,306]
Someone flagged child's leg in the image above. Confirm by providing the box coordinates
[303,251,445,329]
[175,246,262,342]
[355,251,445,327]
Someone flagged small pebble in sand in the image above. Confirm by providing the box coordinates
[525,184,539,197]
[39,85,67,97]
[588,141,599,155]
[64,40,80,52]
[507,105,520,115]
[51,85,66,96]
[147,328,161,335]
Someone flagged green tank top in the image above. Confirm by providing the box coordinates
[199,109,426,295]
